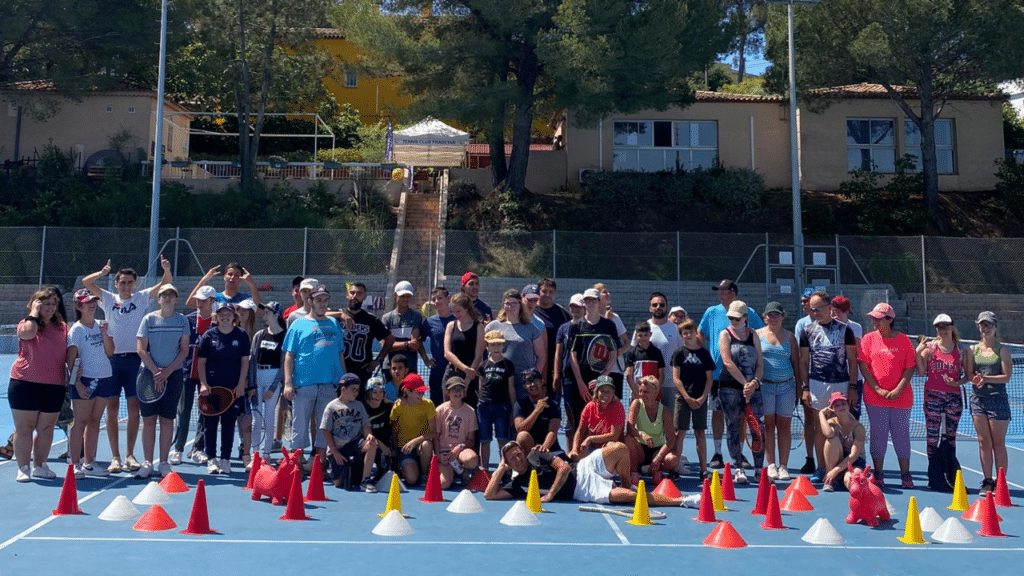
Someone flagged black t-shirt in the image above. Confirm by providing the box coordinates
[513,396,563,452]
[533,304,571,375]
[479,357,515,404]
[252,329,286,369]
[671,346,716,397]
[623,343,666,372]
[197,327,251,388]
[503,451,576,501]
[566,317,623,386]
[363,399,394,448]
[343,309,390,374]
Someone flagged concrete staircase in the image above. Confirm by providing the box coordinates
[394,193,441,303]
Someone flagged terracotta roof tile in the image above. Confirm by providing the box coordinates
[694,91,785,103]
[807,82,1001,101]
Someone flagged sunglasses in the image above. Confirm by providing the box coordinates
[809,305,829,313]
[650,303,666,308]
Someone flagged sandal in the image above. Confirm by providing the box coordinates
[900,472,914,489]
[0,442,13,460]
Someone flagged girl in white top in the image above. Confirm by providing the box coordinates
[66,289,115,478]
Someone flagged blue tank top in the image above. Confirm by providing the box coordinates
[760,331,794,382]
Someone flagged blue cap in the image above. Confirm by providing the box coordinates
[802,287,815,298]
[339,373,361,388]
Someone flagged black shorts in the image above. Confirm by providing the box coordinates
[640,443,661,466]
[139,370,184,420]
[674,392,708,431]
[7,379,65,413]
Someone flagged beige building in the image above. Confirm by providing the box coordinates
[558,84,1004,193]
[0,81,192,169]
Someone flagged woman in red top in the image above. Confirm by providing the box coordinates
[569,375,625,461]
[858,302,917,488]
[916,314,968,461]
[8,287,69,482]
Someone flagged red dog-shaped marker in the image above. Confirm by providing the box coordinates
[846,463,890,527]
[252,448,300,505]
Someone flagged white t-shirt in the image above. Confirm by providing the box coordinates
[68,321,113,379]
[610,312,627,375]
[100,287,155,354]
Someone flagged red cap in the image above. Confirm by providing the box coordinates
[461,272,478,286]
[401,373,427,393]
[831,295,851,313]
[866,302,895,319]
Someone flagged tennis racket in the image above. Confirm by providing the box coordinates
[744,404,763,453]
[199,386,235,416]
[578,505,667,520]
[584,333,618,375]
[790,409,805,450]
[136,369,166,404]
[249,394,265,451]
[65,358,81,388]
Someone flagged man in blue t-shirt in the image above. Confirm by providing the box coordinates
[421,286,455,406]
[283,284,347,466]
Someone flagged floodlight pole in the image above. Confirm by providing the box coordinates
[147,0,169,286]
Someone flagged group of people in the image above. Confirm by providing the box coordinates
[5,267,1014,505]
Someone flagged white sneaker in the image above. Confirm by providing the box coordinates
[82,462,110,477]
[16,465,31,482]
[73,463,86,480]
[681,493,702,509]
[207,459,222,474]
[777,465,791,481]
[157,462,172,478]
[734,467,749,485]
[191,450,208,464]
[168,450,182,465]
[135,461,153,479]
[220,458,232,475]
[767,463,779,480]
[32,463,57,480]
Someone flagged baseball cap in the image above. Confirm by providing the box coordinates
[73,288,99,305]
[213,301,234,313]
[237,298,257,310]
[523,369,542,383]
[394,280,414,296]
[401,373,427,393]
[828,392,848,408]
[569,293,585,307]
[299,278,319,291]
[258,301,283,316]
[521,284,540,300]
[713,279,738,293]
[933,313,953,326]
[763,301,785,316]
[339,373,361,388]
[801,286,815,299]
[831,295,851,313]
[193,285,216,301]
[866,302,895,319]
[158,284,178,296]
[366,377,385,390]
[669,306,686,316]
[976,311,997,324]
[484,329,505,344]
[309,284,330,297]
[726,300,748,319]
[446,376,467,390]
[582,288,601,300]
[461,272,478,286]
[589,375,615,393]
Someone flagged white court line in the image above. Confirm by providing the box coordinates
[20,535,1024,551]
[0,474,131,551]
[601,511,630,545]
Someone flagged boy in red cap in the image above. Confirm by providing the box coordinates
[390,373,436,486]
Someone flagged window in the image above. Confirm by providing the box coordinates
[106,106,113,113]
[612,120,717,172]
[905,119,954,174]
[127,106,136,113]
[344,71,357,88]
[847,118,895,172]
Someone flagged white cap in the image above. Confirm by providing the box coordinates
[238,298,257,310]
[394,281,414,296]
[569,293,585,307]
[194,285,216,300]
[933,313,953,325]
[582,288,600,300]
[299,278,319,291]
[670,306,686,315]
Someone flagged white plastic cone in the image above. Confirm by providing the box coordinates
[885,497,898,517]
[801,517,845,545]
[372,509,415,536]
[375,471,408,494]
[446,489,484,514]
[919,506,944,533]
[932,517,976,544]
[98,495,142,521]
[500,500,539,526]
[132,481,171,506]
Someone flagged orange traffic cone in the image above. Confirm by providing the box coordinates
[159,471,189,494]
[703,521,747,548]
[466,468,491,492]
[978,492,1006,538]
[995,467,1013,508]
[752,467,771,515]
[759,486,787,530]
[243,452,262,490]
[52,464,83,515]
[279,468,310,521]
[693,477,718,523]
[963,497,1003,523]
[133,505,177,531]
[653,477,682,499]
[780,488,814,512]
[180,479,216,535]
[721,463,738,501]
[306,454,328,502]
[419,455,444,503]
[786,475,819,497]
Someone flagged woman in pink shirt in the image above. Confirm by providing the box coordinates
[916,314,968,462]
[8,287,69,482]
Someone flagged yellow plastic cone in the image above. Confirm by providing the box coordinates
[711,470,728,512]
[948,470,969,512]
[526,469,547,513]
[898,496,929,545]
[379,473,409,518]
[626,480,653,526]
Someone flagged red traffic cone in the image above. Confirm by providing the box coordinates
[653,477,682,499]
[751,467,771,515]
[419,454,444,503]
[721,462,738,501]
[703,521,747,548]
[978,492,1007,538]
[786,475,819,497]
[52,464,83,515]
[759,486,787,530]
[159,471,189,494]
[279,468,310,521]
[963,497,1003,523]
[995,467,1013,508]
[180,479,216,535]
[692,477,718,523]
[780,488,814,512]
[133,505,176,531]
[306,453,328,502]
[243,452,262,491]
[466,468,491,492]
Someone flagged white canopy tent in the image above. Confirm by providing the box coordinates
[393,117,469,167]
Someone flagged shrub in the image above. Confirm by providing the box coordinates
[447,179,480,205]
[839,156,928,235]
[996,157,1024,218]
[315,148,363,163]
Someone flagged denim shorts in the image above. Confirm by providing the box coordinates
[70,376,116,400]
[970,393,1011,421]
[476,401,511,443]
[761,378,796,418]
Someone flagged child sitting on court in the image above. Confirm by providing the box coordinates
[433,377,480,488]
[390,373,436,486]
[477,330,516,471]
[671,319,716,479]
[320,373,379,492]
